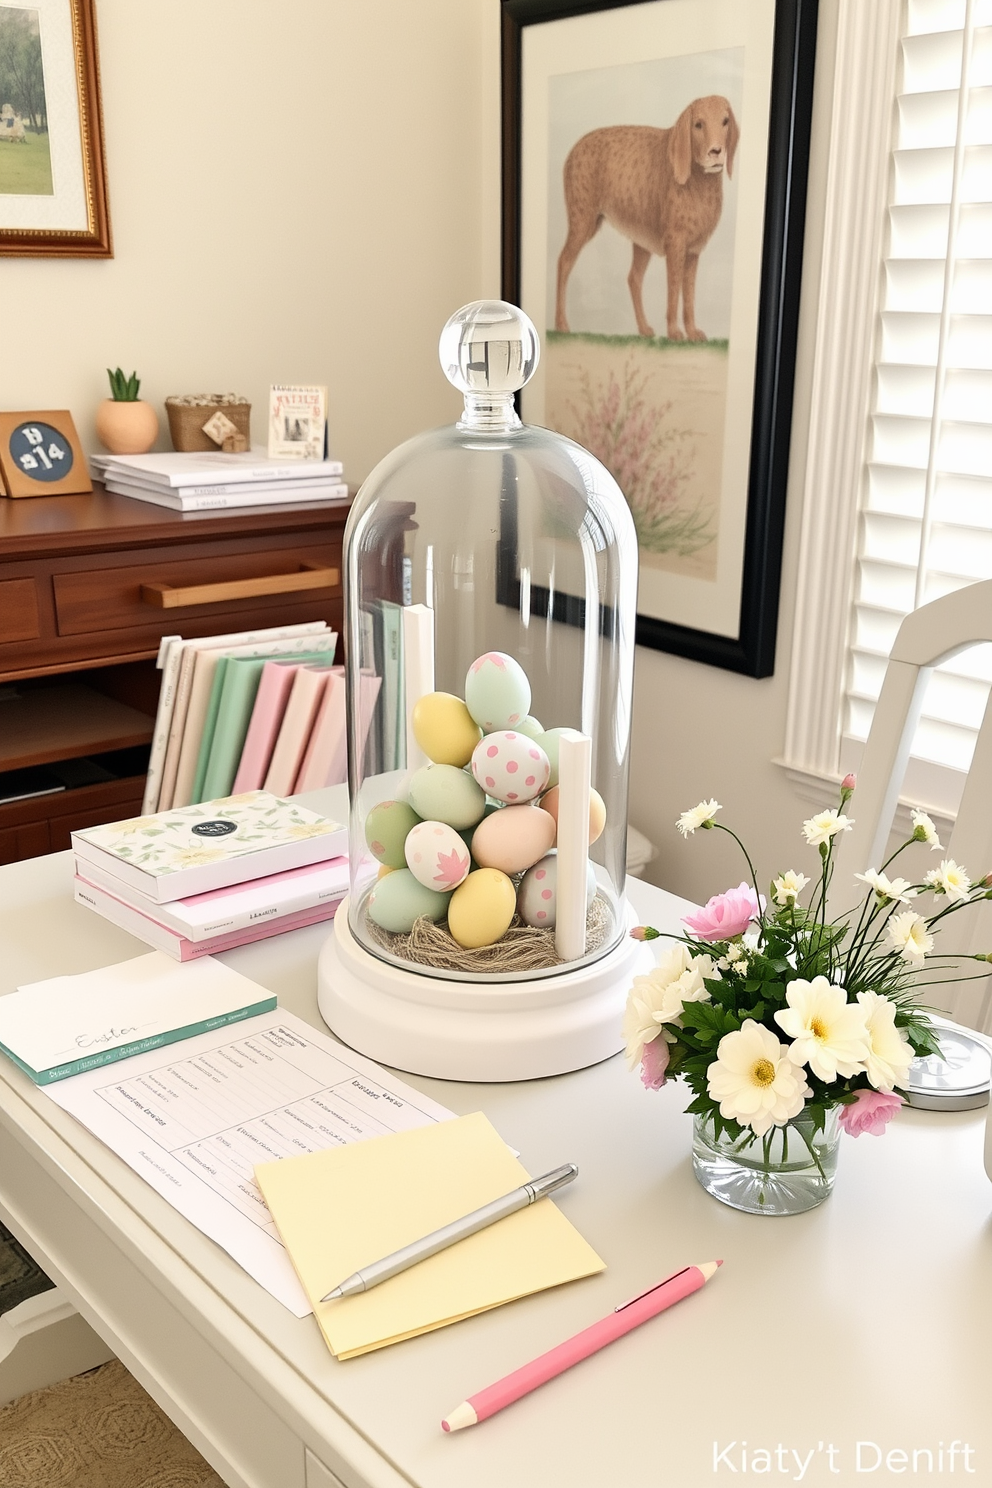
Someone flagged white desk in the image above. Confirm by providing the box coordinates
[0,787,990,1488]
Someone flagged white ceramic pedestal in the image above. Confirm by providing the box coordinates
[316,897,654,1082]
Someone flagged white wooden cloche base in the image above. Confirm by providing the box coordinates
[316,896,654,1082]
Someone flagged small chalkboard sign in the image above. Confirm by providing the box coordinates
[0,410,92,498]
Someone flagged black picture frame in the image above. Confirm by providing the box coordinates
[500,0,818,677]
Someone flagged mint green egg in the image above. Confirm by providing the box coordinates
[366,869,450,933]
[535,727,568,789]
[515,714,544,740]
[365,799,421,868]
[408,764,486,830]
[464,651,532,732]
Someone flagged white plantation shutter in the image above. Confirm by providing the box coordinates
[843,0,992,811]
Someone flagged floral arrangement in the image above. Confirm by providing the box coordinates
[624,777,991,1153]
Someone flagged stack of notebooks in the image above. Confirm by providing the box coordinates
[72,791,349,961]
[142,622,380,816]
[89,448,348,512]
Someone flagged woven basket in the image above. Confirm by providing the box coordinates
[165,397,251,452]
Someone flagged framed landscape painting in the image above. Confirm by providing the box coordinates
[0,0,110,256]
[501,0,817,675]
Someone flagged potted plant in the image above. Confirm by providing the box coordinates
[95,368,159,455]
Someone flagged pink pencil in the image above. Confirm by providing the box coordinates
[441,1260,722,1433]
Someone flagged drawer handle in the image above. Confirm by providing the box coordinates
[139,563,339,609]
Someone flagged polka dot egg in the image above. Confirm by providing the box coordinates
[470,731,550,804]
[517,852,598,929]
[404,820,471,893]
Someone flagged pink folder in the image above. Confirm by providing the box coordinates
[233,659,310,793]
[294,668,347,792]
[264,666,336,797]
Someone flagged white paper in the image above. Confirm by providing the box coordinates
[44,1011,456,1315]
[2,952,274,1079]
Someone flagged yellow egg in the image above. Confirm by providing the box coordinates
[412,692,483,767]
[447,868,516,949]
[377,863,396,879]
[539,785,607,845]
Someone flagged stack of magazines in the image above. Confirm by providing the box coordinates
[72,791,349,961]
[90,448,347,512]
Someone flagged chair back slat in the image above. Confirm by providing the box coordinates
[830,580,992,1031]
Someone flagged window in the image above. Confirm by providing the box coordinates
[783,0,992,821]
[842,0,992,811]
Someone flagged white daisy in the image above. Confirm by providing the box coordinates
[857,990,915,1092]
[887,911,934,962]
[676,799,721,837]
[911,809,942,850]
[706,1021,811,1136]
[802,810,854,847]
[773,870,810,906]
[773,977,871,1083]
[924,859,971,903]
[855,868,917,905]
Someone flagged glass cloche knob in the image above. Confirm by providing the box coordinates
[439,299,540,432]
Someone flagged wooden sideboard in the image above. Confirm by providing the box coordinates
[0,486,350,863]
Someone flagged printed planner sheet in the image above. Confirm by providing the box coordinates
[45,1011,455,1314]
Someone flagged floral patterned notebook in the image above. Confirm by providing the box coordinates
[72,791,346,904]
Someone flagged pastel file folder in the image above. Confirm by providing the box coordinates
[255,1111,604,1358]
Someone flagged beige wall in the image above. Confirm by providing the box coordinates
[2,0,498,476]
[2,0,843,907]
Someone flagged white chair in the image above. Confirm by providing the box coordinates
[832,578,992,1032]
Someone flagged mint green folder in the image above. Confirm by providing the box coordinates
[197,649,333,803]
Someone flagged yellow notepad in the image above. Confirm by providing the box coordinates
[255,1111,604,1358]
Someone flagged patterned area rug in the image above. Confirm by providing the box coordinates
[0,1360,225,1487]
[0,1221,53,1315]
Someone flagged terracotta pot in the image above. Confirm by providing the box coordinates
[95,398,159,455]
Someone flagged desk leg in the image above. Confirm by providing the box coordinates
[0,1287,115,1407]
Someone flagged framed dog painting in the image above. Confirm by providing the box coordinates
[0,0,111,256]
[501,0,818,676]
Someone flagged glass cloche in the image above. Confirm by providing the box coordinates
[338,300,639,987]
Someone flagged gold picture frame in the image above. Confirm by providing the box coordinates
[0,410,92,496]
[0,0,111,257]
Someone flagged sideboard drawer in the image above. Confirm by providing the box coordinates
[53,542,342,636]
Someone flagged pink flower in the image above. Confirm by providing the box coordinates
[841,773,857,791]
[683,883,763,941]
[838,1088,904,1138]
[639,1036,670,1090]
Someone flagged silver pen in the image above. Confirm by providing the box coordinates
[320,1162,579,1301]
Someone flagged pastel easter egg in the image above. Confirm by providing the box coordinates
[464,651,532,732]
[366,869,450,933]
[470,731,550,805]
[404,820,471,893]
[411,691,482,767]
[365,799,421,868]
[517,852,597,929]
[534,727,568,789]
[471,804,556,875]
[408,764,486,830]
[539,784,607,845]
[377,864,396,879]
[515,715,544,740]
[447,868,517,949]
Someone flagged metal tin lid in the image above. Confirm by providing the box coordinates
[906,1027,992,1111]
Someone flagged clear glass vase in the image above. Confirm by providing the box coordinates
[691,1109,841,1216]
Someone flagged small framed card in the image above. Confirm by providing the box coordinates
[0,411,92,498]
[268,384,327,460]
